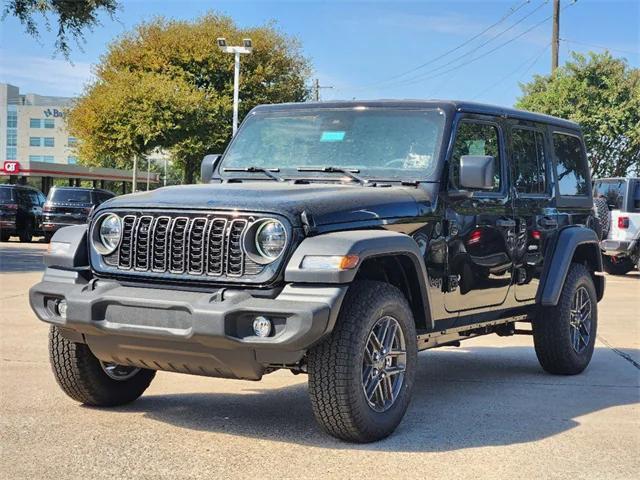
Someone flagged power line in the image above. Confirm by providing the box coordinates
[359,0,532,89]
[560,38,639,56]
[377,0,578,90]
[471,42,551,100]
[378,0,550,89]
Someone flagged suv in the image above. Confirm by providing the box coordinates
[42,187,115,241]
[0,184,46,242]
[30,101,605,442]
[593,177,640,274]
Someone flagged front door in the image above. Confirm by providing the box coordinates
[444,116,515,313]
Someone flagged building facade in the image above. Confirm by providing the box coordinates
[1,83,78,166]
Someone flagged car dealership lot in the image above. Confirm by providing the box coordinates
[1,242,638,480]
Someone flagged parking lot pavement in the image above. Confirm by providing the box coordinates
[1,243,638,480]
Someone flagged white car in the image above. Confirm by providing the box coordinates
[594,177,640,275]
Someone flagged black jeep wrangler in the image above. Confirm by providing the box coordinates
[30,101,605,442]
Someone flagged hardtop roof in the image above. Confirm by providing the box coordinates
[251,99,580,130]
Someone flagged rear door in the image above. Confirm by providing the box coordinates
[443,115,516,313]
[508,121,556,302]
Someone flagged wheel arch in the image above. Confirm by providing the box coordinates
[285,229,432,329]
[537,226,605,306]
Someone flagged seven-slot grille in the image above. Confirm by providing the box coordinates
[102,213,263,278]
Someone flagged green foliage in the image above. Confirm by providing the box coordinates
[2,0,119,58]
[516,52,640,178]
[67,13,311,183]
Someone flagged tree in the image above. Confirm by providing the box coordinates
[3,0,119,58]
[67,13,311,183]
[516,52,640,178]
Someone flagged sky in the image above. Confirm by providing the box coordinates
[0,0,638,107]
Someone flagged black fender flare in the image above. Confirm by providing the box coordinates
[537,226,605,306]
[285,229,432,327]
[44,224,89,269]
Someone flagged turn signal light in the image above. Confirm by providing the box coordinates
[618,217,629,229]
[300,254,360,270]
[467,229,482,245]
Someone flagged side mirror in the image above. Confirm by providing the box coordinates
[459,155,495,190]
[200,154,221,183]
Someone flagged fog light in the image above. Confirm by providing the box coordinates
[253,316,272,337]
[56,299,67,319]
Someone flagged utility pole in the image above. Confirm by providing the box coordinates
[217,38,253,136]
[551,0,560,73]
[132,154,138,193]
[312,78,334,102]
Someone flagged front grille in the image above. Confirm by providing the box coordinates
[102,212,265,280]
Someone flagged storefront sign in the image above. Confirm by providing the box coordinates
[3,161,20,174]
[43,108,64,118]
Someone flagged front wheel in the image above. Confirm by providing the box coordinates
[533,263,597,375]
[307,281,418,442]
[18,221,33,243]
[49,326,156,406]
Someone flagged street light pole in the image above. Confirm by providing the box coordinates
[217,38,253,136]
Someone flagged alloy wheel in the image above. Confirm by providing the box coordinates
[569,286,592,354]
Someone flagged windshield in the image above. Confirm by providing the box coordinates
[0,188,13,202]
[49,189,92,203]
[221,108,446,181]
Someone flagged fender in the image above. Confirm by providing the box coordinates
[285,229,433,327]
[44,225,89,270]
[537,226,604,306]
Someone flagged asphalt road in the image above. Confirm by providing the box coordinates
[1,242,638,480]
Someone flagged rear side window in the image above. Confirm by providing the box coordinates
[451,121,502,192]
[633,182,640,212]
[0,188,14,202]
[553,133,589,196]
[593,180,626,210]
[511,128,547,194]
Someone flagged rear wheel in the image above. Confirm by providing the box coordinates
[0,231,9,242]
[533,263,597,375]
[49,326,156,406]
[307,281,417,442]
[44,232,53,243]
[602,255,633,275]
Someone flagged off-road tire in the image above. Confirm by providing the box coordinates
[533,263,597,375]
[44,232,53,243]
[307,281,418,443]
[49,326,156,406]
[602,255,633,275]
[18,221,33,243]
[593,197,610,240]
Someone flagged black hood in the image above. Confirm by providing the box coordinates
[99,182,426,227]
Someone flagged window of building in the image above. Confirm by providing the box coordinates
[67,156,78,165]
[511,128,547,194]
[6,147,17,160]
[553,133,589,196]
[30,118,42,128]
[7,107,17,128]
[68,137,78,147]
[450,121,502,192]
[29,155,42,162]
[44,118,55,128]
[44,137,55,147]
[42,155,54,163]
[29,136,41,147]
[6,131,17,147]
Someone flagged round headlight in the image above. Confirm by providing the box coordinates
[97,214,122,254]
[255,220,286,259]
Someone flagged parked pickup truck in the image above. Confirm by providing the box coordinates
[30,101,605,442]
[593,177,640,274]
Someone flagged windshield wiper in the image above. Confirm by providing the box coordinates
[297,166,371,186]
[223,166,285,182]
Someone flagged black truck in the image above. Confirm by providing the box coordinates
[42,187,115,241]
[30,101,604,442]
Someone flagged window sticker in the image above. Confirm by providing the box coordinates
[320,131,346,142]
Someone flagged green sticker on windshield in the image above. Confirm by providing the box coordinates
[320,131,345,142]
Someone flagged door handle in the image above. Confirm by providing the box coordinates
[540,217,558,228]
[496,219,516,228]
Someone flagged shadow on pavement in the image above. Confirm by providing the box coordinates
[117,346,640,452]
[0,243,46,273]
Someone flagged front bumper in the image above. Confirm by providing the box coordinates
[30,268,346,380]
